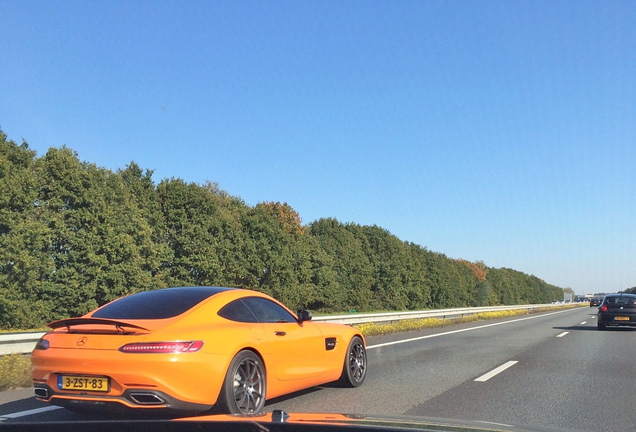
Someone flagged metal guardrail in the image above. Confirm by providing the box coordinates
[0,303,568,355]
[0,331,47,356]
[313,304,560,325]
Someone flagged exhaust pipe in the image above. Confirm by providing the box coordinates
[129,392,166,405]
[34,387,49,398]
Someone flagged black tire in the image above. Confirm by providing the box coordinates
[339,336,367,387]
[597,321,606,330]
[217,350,266,414]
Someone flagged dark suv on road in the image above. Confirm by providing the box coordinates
[597,293,636,330]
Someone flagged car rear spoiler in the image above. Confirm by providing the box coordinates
[47,318,150,333]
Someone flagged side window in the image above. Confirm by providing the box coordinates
[242,297,296,323]
[218,299,258,323]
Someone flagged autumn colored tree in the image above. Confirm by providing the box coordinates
[258,201,305,235]
[457,259,488,282]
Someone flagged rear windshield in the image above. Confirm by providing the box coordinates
[604,296,636,306]
[92,287,232,319]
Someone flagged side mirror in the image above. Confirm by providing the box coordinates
[297,309,312,322]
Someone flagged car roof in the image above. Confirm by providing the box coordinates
[90,286,243,320]
[156,286,238,293]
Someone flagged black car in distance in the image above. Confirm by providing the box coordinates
[589,297,602,307]
[597,293,636,330]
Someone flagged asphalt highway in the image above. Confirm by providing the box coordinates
[1,307,628,431]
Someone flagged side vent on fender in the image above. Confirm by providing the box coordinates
[325,337,337,351]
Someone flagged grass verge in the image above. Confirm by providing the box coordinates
[0,354,32,391]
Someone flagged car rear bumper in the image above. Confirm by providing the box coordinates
[33,383,213,412]
[31,347,229,410]
[598,314,636,326]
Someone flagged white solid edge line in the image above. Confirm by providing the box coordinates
[474,360,518,382]
[0,405,63,421]
[367,308,579,349]
[556,331,569,338]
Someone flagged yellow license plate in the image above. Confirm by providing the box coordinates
[58,375,109,392]
[615,316,630,321]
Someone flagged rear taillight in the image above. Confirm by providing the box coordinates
[599,305,608,312]
[34,338,50,351]
[118,341,203,353]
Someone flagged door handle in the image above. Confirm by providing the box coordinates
[274,331,286,336]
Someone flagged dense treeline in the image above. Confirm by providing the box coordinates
[0,131,564,329]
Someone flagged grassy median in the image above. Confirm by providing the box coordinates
[353,305,581,336]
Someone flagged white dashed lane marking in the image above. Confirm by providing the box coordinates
[474,360,519,382]
[0,406,62,422]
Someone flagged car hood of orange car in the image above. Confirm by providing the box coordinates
[10,412,577,432]
[177,411,577,432]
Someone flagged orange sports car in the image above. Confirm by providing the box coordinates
[31,286,367,414]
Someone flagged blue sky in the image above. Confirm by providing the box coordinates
[1,1,635,294]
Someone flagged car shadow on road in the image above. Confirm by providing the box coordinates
[0,396,37,416]
[265,386,324,408]
[553,325,597,331]
[553,325,636,332]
